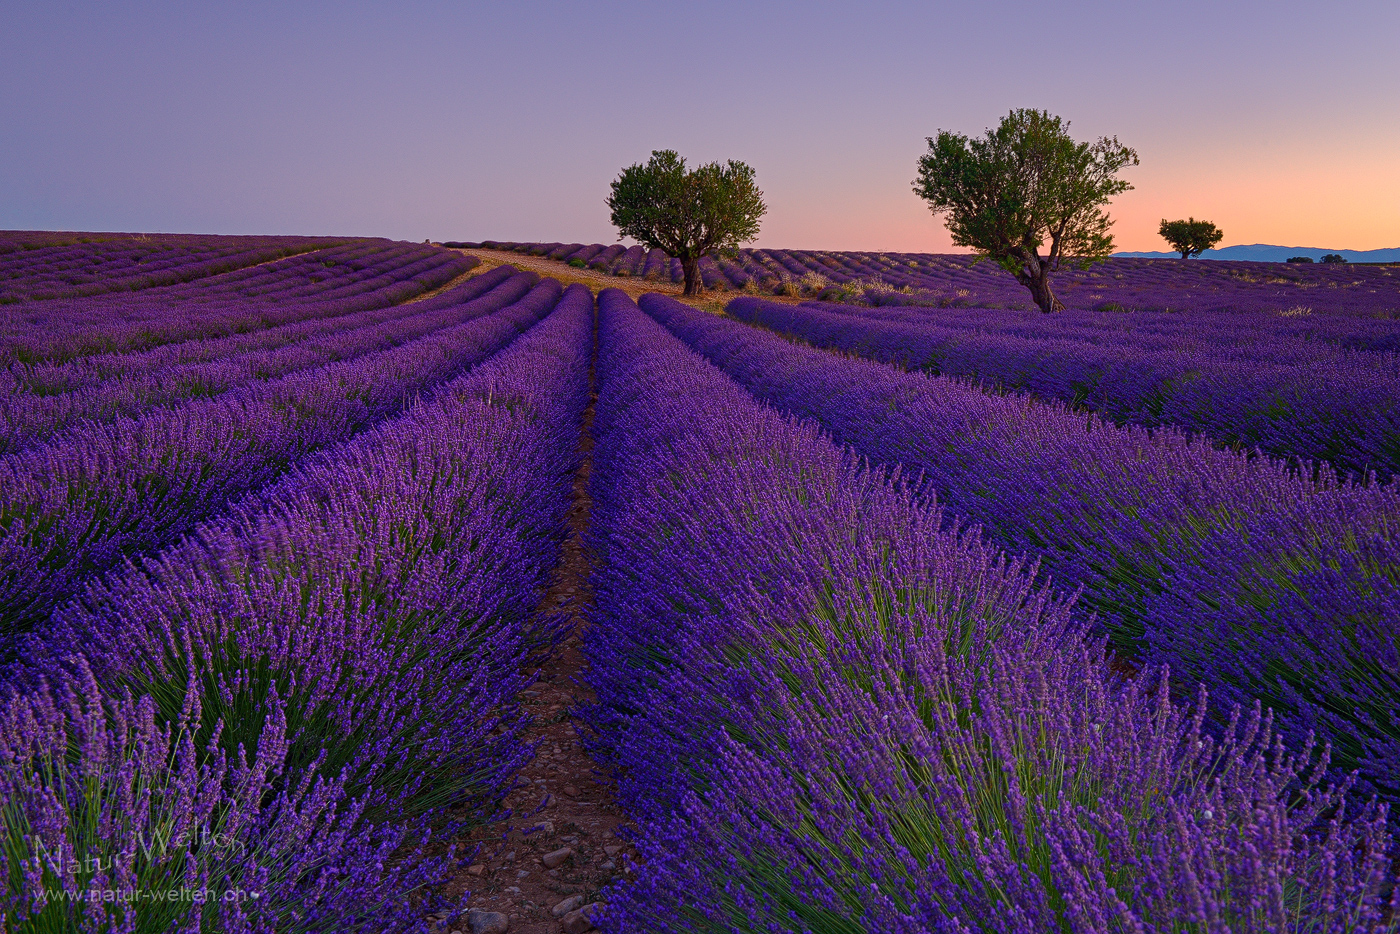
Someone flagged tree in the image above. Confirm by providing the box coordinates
[912,109,1137,313]
[1287,256,1314,264]
[607,150,766,296]
[1321,253,1347,264]
[1159,217,1223,259]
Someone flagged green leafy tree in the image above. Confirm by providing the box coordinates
[607,150,766,296]
[1159,217,1224,259]
[913,109,1137,313]
[1321,253,1347,264]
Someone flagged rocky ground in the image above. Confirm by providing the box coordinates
[420,245,794,934]
[428,347,624,934]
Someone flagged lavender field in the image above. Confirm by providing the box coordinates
[479,239,1400,319]
[2,231,1398,933]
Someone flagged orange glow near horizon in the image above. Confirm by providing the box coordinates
[754,130,1400,256]
[1111,140,1400,253]
[5,4,1397,253]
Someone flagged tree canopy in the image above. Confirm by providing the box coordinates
[1159,217,1224,259]
[607,150,766,296]
[913,109,1137,313]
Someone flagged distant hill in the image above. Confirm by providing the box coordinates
[1113,243,1400,263]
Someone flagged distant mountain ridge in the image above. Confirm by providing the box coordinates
[1113,243,1400,263]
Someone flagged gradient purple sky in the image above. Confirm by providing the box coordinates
[3,1,1397,252]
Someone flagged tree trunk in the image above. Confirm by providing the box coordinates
[1016,250,1064,314]
[1180,250,1191,259]
[681,256,702,296]
[1026,271,1064,314]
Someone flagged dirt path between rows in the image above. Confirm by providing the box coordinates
[421,253,802,933]
[442,247,806,315]
[452,249,687,301]
[432,332,622,934]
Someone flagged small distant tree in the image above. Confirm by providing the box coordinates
[1286,256,1315,264]
[1159,217,1223,259]
[912,108,1137,313]
[1321,253,1347,264]
[607,150,766,296]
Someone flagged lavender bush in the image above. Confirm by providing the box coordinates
[0,231,351,304]
[588,245,626,272]
[726,297,1400,479]
[585,288,1397,933]
[0,272,552,654]
[0,264,512,403]
[609,245,646,277]
[2,660,446,932]
[642,292,1400,803]
[0,264,515,453]
[36,283,593,814]
[486,240,1400,326]
[1,241,476,364]
[4,283,594,931]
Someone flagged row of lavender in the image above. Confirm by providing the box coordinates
[821,293,1400,355]
[0,268,548,652]
[6,250,480,393]
[642,293,1400,808]
[790,250,1400,318]
[0,231,354,303]
[1,240,476,363]
[0,265,539,455]
[789,254,1400,353]
[2,236,394,342]
[585,288,1397,933]
[2,283,593,930]
[728,297,1400,479]
[469,239,1400,320]
[0,248,473,395]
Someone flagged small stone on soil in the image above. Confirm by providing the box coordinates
[561,903,598,933]
[465,908,509,934]
[552,894,585,917]
[541,847,572,868]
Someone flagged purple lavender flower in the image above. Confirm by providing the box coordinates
[0,272,556,652]
[643,291,1400,803]
[584,288,1397,932]
[726,296,1400,478]
[5,283,595,931]
[1,658,450,933]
